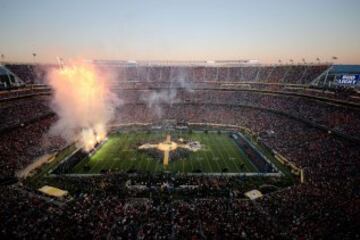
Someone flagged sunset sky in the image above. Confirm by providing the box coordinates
[1,0,359,64]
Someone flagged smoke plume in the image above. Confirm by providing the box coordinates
[141,67,193,117]
[47,62,120,151]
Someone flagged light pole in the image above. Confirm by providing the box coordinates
[332,56,338,64]
[32,53,37,64]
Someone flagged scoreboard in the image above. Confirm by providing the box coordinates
[336,74,360,86]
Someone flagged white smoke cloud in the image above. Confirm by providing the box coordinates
[47,62,121,151]
[169,68,194,92]
[141,67,193,117]
[141,88,178,116]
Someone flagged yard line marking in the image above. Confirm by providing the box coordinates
[208,134,227,172]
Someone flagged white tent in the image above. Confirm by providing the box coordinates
[244,189,263,200]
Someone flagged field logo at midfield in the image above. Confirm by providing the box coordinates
[138,134,201,167]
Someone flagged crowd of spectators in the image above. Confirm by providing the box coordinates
[0,96,52,131]
[0,64,359,239]
[4,63,329,85]
[108,64,330,84]
[1,100,357,238]
[118,88,360,136]
[4,64,56,84]
[0,116,65,178]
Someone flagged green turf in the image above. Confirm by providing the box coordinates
[70,131,258,174]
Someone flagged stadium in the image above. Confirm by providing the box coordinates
[1,1,360,239]
[1,60,359,239]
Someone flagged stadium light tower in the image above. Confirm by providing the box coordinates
[332,56,338,64]
[56,57,65,69]
[32,53,37,64]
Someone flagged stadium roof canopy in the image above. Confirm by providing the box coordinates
[329,65,360,74]
[0,65,10,75]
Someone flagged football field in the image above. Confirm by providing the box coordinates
[71,131,258,174]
